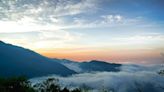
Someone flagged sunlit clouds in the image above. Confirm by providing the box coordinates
[0,0,164,64]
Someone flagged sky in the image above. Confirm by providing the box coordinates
[0,0,164,64]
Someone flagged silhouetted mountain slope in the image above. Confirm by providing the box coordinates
[80,60,121,72]
[0,41,76,78]
[54,59,122,73]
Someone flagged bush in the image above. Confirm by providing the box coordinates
[0,76,35,92]
[33,78,82,92]
[0,77,85,92]
[33,78,60,92]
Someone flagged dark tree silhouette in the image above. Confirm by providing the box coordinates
[33,78,82,92]
[34,78,60,92]
[71,88,81,92]
[61,87,70,92]
[0,76,35,92]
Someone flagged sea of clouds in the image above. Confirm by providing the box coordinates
[30,64,164,92]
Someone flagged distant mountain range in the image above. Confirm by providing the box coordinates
[0,41,122,78]
[0,41,76,78]
[53,59,122,73]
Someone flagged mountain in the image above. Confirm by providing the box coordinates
[79,60,121,72]
[0,41,76,78]
[54,59,122,73]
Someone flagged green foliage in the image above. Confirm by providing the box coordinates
[0,77,85,92]
[60,87,69,92]
[71,88,82,92]
[34,78,83,92]
[34,78,60,92]
[79,84,91,92]
[158,70,164,76]
[0,76,35,92]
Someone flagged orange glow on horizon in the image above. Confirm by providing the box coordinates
[36,48,161,64]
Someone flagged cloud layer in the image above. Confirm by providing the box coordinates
[30,64,164,92]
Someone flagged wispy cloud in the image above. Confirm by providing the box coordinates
[0,0,164,64]
[0,0,98,22]
[0,0,98,49]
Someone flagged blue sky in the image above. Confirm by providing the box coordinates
[0,0,164,64]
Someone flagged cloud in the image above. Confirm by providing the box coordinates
[66,15,152,29]
[30,64,164,92]
[0,0,98,22]
[70,15,117,28]
[0,30,82,49]
[62,62,83,73]
[0,0,98,48]
[101,15,123,23]
[0,0,161,32]
[113,34,164,45]
[1,0,164,63]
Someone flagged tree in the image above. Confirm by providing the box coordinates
[34,78,60,92]
[71,88,81,92]
[158,70,164,76]
[61,87,70,92]
[79,84,91,92]
[0,76,35,92]
[33,78,82,92]
[0,76,83,92]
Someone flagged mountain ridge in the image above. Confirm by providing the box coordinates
[0,41,76,78]
[53,59,122,73]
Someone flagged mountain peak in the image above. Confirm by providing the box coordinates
[0,41,76,78]
[89,60,109,64]
[0,40,5,44]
